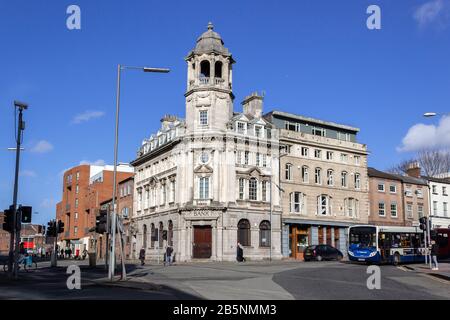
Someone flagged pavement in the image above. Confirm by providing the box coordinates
[0,258,449,300]
[399,259,450,282]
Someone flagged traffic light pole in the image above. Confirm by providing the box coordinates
[51,230,57,267]
[11,105,26,279]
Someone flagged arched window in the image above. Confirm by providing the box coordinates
[259,221,271,247]
[327,169,334,186]
[168,220,173,247]
[354,173,361,189]
[302,166,309,183]
[214,61,223,78]
[200,60,210,78]
[150,223,155,248]
[344,198,359,218]
[143,224,147,248]
[159,222,164,248]
[315,168,322,184]
[341,171,348,187]
[290,192,306,214]
[238,219,251,246]
[285,163,292,180]
[317,194,331,216]
[249,178,258,200]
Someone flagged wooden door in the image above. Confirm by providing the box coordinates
[193,226,212,259]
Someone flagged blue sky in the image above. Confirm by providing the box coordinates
[1,0,449,225]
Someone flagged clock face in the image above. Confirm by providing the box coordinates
[200,152,209,164]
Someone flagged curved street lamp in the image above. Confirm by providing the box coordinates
[109,65,170,281]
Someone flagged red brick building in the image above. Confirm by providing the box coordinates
[0,212,10,255]
[94,176,135,260]
[56,164,133,256]
[0,212,48,256]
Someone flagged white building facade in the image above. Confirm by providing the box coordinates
[426,176,450,229]
[130,23,282,262]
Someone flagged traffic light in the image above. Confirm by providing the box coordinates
[46,220,56,237]
[20,206,32,223]
[419,217,428,231]
[57,220,65,234]
[95,210,108,234]
[2,208,14,232]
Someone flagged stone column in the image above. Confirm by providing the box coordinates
[331,227,335,247]
[213,150,220,201]
[339,227,348,258]
[311,226,319,245]
[211,220,217,260]
[281,223,290,257]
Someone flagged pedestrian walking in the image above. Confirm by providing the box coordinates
[139,247,146,266]
[431,240,439,270]
[82,249,88,260]
[236,241,245,262]
[165,246,173,266]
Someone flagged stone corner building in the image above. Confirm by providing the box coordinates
[264,111,370,259]
[130,23,282,262]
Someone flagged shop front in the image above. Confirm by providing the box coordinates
[282,219,352,259]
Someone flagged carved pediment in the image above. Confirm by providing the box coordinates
[194,164,213,174]
[247,166,262,177]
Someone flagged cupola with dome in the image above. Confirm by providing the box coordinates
[185,23,235,132]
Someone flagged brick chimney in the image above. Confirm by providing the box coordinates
[241,92,263,118]
[406,161,421,178]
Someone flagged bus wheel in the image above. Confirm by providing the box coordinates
[393,253,401,266]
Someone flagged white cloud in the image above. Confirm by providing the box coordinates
[30,140,54,154]
[20,170,37,177]
[58,159,107,178]
[79,159,106,166]
[413,0,449,28]
[398,115,450,152]
[72,110,105,124]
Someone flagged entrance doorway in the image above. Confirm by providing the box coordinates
[193,226,212,259]
[290,225,310,260]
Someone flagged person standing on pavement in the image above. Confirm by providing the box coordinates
[431,240,439,270]
[139,247,146,266]
[165,246,173,266]
[236,241,245,262]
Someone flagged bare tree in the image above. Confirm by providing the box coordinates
[387,149,450,177]
[418,149,450,177]
[387,159,416,175]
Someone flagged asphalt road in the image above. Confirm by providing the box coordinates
[0,259,448,300]
[272,261,450,300]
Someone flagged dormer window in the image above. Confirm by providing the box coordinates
[237,121,246,134]
[312,127,325,137]
[254,125,264,138]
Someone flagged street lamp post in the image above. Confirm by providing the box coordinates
[109,64,169,281]
[10,100,28,279]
